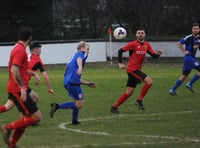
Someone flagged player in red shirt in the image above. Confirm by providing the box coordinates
[27,40,54,101]
[110,28,162,113]
[0,41,54,113]
[0,27,42,148]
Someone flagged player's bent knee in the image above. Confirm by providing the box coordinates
[149,80,153,85]
[76,104,83,109]
[145,76,153,85]
[32,111,42,122]
[30,91,40,103]
[5,100,15,110]
[5,104,13,111]
[75,101,83,109]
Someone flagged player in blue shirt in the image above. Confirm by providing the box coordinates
[169,23,200,95]
[50,41,96,124]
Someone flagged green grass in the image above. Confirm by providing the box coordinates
[0,62,200,148]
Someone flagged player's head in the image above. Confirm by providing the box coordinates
[192,23,200,36]
[18,26,32,43]
[77,41,90,54]
[29,40,42,55]
[136,27,146,42]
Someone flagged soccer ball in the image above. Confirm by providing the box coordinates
[113,27,127,40]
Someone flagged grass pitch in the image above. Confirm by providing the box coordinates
[0,62,200,148]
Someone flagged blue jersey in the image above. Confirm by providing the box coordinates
[179,34,200,58]
[179,34,200,73]
[64,51,87,86]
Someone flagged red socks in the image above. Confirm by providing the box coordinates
[6,116,37,130]
[5,116,37,147]
[9,128,26,148]
[113,93,129,108]
[0,105,6,113]
[138,84,152,101]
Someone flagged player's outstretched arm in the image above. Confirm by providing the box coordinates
[80,79,96,88]
[11,65,26,101]
[76,57,83,76]
[118,63,126,70]
[156,49,163,55]
[42,71,54,95]
[27,69,40,85]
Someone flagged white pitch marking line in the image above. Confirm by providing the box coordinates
[70,110,200,123]
[59,123,111,136]
[58,110,200,143]
[63,141,185,148]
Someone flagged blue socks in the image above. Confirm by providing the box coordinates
[171,74,200,92]
[59,102,76,109]
[188,74,200,85]
[72,108,79,122]
[171,79,183,91]
[59,102,79,122]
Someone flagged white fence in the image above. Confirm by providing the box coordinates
[0,42,107,67]
[1,41,199,67]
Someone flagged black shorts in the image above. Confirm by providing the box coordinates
[126,70,147,88]
[27,87,32,93]
[8,89,38,116]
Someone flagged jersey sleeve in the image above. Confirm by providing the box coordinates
[32,62,46,73]
[78,52,85,61]
[12,50,26,67]
[179,38,186,44]
[122,42,136,51]
[179,35,192,44]
[146,42,156,55]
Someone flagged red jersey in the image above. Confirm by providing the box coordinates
[7,42,29,93]
[27,53,46,80]
[122,40,156,72]
[28,53,45,71]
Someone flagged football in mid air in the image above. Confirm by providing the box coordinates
[113,27,127,40]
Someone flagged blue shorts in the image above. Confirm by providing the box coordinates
[64,83,83,100]
[182,55,200,75]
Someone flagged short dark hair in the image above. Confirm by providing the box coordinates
[192,23,199,27]
[136,27,146,32]
[29,40,42,51]
[18,26,32,41]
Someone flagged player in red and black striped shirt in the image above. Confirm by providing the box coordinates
[111,28,162,113]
